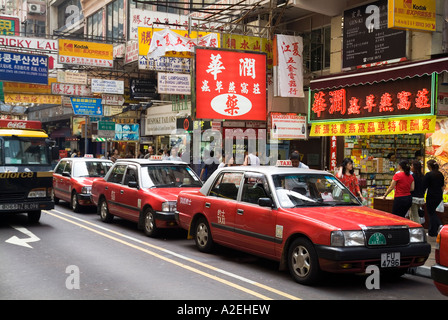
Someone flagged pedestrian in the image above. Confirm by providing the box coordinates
[110,148,120,163]
[410,160,425,224]
[423,159,445,236]
[244,151,260,166]
[383,160,414,218]
[200,150,219,181]
[71,149,78,157]
[336,158,364,202]
[218,154,234,168]
[289,151,309,169]
[144,146,155,159]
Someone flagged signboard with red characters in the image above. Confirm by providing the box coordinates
[309,75,434,122]
[195,48,267,121]
[0,119,42,130]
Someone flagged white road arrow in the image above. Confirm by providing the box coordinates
[5,225,40,248]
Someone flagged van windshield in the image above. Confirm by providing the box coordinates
[1,137,50,166]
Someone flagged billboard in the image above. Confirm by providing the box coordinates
[58,39,113,68]
[195,48,267,121]
[0,51,48,84]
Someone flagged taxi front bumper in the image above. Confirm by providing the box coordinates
[315,242,431,273]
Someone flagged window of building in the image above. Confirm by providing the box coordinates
[86,9,103,40]
[302,26,330,72]
[57,0,82,30]
[106,0,124,41]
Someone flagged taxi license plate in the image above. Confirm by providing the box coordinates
[0,203,39,211]
[381,252,400,268]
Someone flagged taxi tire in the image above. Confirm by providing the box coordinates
[194,217,214,253]
[52,189,59,205]
[99,198,113,223]
[143,208,159,237]
[288,237,321,285]
[71,192,81,213]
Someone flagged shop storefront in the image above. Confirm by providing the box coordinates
[309,56,448,224]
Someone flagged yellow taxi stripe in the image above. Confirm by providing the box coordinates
[45,210,291,300]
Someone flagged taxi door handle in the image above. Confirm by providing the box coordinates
[237,209,244,215]
[120,190,124,194]
[105,186,108,190]
[205,202,211,208]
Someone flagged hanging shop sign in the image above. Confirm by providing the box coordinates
[70,97,103,116]
[0,51,48,84]
[5,93,61,104]
[139,55,191,72]
[310,115,436,137]
[147,29,219,59]
[115,123,139,141]
[58,39,113,68]
[0,16,20,36]
[271,113,307,140]
[275,34,304,97]
[130,78,157,99]
[387,0,436,32]
[3,77,56,94]
[195,47,267,121]
[222,34,273,69]
[309,75,434,122]
[342,0,407,69]
[51,83,92,96]
[91,79,124,95]
[157,72,191,95]
[57,70,87,85]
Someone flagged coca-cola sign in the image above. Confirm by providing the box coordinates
[0,120,42,130]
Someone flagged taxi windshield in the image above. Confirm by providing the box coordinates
[73,161,113,177]
[141,165,202,188]
[272,174,360,208]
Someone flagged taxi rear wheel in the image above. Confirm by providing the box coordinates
[99,198,113,223]
[143,208,158,237]
[194,217,214,253]
[288,237,321,285]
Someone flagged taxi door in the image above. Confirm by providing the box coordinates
[53,160,67,201]
[105,164,127,217]
[117,165,141,222]
[59,160,73,202]
[204,171,243,244]
[234,173,276,257]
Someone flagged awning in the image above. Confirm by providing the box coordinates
[310,56,448,91]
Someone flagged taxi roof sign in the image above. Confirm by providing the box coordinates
[276,160,292,167]
[149,155,163,160]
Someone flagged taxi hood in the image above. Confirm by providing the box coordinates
[146,187,201,201]
[74,177,101,186]
[284,205,421,230]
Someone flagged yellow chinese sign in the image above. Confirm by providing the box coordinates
[138,27,218,58]
[388,0,436,32]
[221,34,273,69]
[58,39,113,67]
[3,78,57,94]
[310,116,436,137]
[5,93,62,104]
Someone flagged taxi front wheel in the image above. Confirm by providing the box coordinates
[143,208,159,237]
[195,217,214,253]
[287,237,321,285]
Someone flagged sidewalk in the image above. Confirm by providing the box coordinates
[407,231,437,279]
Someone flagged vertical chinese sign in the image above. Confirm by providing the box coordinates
[195,48,267,121]
[275,34,304,98]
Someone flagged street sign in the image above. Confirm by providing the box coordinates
[98,121,115,139]
[70,97,103,116]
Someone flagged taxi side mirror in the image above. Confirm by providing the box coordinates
[128,181,139,189]
[258,198,273,208]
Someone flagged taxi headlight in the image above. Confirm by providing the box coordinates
[331,230,365,247]
[162,201,177,212]
[409,227,425,243]
[28,188,47,198]
[81,186,92,194]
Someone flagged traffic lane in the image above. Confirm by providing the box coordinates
[47,206,446,300]
[0,210,274,300]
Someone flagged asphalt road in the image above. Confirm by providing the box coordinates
[0,203,446,302]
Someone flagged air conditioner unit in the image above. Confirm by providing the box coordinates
[28,3,41,14]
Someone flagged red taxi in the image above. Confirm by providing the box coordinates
[53,157,112,212]
[175,163,431,285]
[91,158,202,237]
[432,225,448,296]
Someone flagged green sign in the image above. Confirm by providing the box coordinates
[98,121,115,131]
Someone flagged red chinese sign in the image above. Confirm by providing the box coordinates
[310,75,433,122]
[195,48,267,121]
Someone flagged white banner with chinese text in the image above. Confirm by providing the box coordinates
[276,34,304,98]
